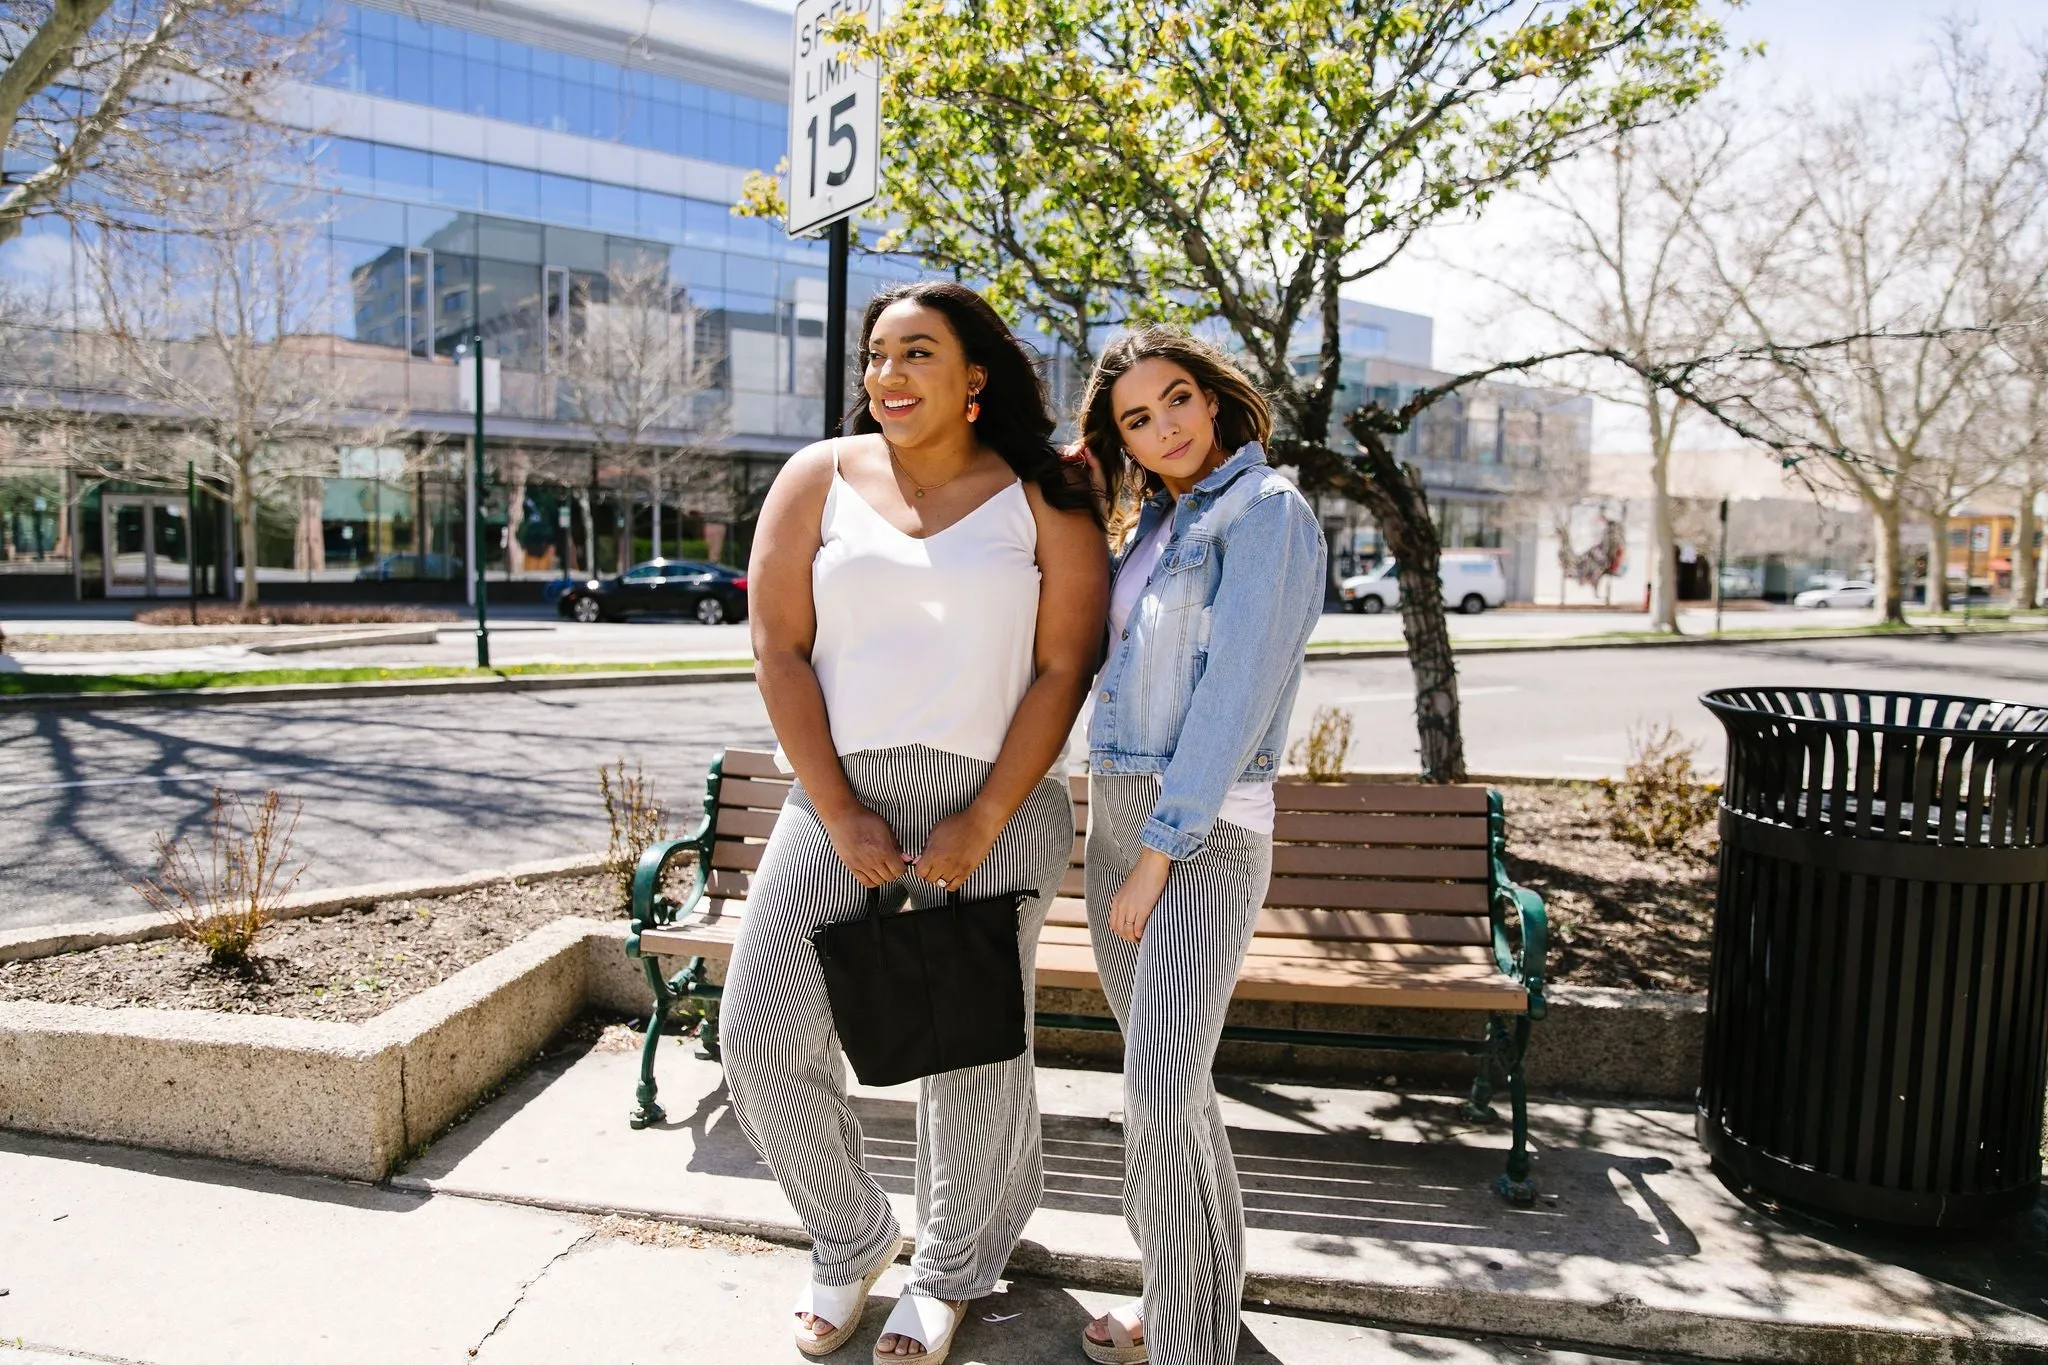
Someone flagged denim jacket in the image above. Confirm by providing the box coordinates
[1087,442,1326,859]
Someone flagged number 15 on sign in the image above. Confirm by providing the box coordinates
[788,0,881,237]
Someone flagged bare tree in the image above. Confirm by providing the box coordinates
[0,0,318,250]
[71,155,399,605]
[1473,111,1745,630]
[557,253,728,571]
[1692,26,2048,622]
[2003,317,2048,610]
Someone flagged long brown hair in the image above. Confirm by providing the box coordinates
[1078,326,1272,541]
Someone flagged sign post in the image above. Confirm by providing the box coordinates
[789,0,880,439]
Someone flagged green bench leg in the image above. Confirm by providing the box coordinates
[1463,1014,1538,1206]
[630,953,677,1130]
[1495,1015,1536,1206]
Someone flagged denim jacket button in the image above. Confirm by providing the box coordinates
[1100,690,1113,702]
[1101,759,1115,771]
[1120,630,1129,640]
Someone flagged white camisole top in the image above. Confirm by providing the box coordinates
[807,450,1041,763]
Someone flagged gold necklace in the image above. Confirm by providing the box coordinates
[888,443,967,500]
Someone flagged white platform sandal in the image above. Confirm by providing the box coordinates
[871,1292,967,1364]
[793,1243,897,1357]
[1081,1300,1147,1364]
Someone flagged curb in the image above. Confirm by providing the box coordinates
[1304,621,2047,661]
[246,625,444,655]
[0,665,757,711]
[0,852,607,963]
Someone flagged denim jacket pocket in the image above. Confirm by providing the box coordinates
[1163,536,1211,575]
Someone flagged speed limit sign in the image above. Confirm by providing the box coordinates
[788,0,880,236]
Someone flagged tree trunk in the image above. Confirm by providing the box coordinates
[234,467,259,608]
[1329,418,1467,783]
[1925,504,1949,614]
[2017,480,2040,612]
[651,469,663,561]
[1873,499,1905,624]
[1646,385,1678,632]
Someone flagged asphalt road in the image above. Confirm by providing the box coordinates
[3,632,2040,931]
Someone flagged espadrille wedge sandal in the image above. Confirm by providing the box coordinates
[872,1292,967,1365]
[1080,1301,1147,1364]
[793,1243,898,1357]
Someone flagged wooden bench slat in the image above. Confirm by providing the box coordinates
[1276,784,1492,814]
[1040,898,1490,947]
[1271,812,1489,846]
[1263,877,1487,914]
[694,881,1491,944]
[715,808,781,840]
[1031,940,1523,1010]
[649,920,1522,1011]
[711,840,765,871]
[717,777,796,811]
[1267,845,1487,879]
[1032,923,1500,971]
[720,749,786,778]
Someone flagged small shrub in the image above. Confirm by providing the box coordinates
[1599,725,1720,852]
[133,788,307,968]
[1287,704,1355,782]
[600,759,670,909]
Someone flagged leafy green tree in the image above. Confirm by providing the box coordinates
[820,0,1740,781]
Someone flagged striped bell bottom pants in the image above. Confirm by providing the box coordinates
[719,744,1073,1300]
[1086,773,1275,1365]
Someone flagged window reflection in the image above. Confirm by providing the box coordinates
[323,2,786,173]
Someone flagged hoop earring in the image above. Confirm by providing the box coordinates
[965,388,981,423]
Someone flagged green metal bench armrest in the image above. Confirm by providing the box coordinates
[1486,789,1550,1021]
[626,828,710,959]
[1494,881,1549,1020]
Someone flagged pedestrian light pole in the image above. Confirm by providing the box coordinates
[1714,497,1730,638]
[465,332,491,668]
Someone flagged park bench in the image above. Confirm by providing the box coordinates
[626,748,1550,1202]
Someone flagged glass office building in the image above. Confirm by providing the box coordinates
[0,0,927,602]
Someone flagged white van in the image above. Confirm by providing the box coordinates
[1340,551,1510,615]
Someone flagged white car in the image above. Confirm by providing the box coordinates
[1340,552,1510,615]
[1793,580,1877,609]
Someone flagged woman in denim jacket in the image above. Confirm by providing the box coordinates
[1075,327,1325,1364]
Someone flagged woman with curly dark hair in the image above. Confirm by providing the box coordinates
[722,281,1108,1363]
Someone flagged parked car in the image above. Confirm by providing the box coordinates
[1792,580,1877,609]
[1339,551,1510,615]
[556,559,748,624]
[353,552,462,582]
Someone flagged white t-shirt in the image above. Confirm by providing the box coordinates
[1105,517,1276,836]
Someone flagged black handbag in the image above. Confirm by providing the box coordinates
[811,885,1031,1087]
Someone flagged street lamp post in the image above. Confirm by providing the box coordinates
[469,332,491,668]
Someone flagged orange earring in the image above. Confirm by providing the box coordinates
[966,389,981,423]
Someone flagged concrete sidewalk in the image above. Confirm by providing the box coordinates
[0,1131,1629,1365]
[390,1042,2048,1365]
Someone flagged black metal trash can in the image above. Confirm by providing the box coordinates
[1698,688,2048,1229]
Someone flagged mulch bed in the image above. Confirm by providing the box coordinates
[1498,784,1715,994]
[0,873,635,1024]
[0,784,1716,1023]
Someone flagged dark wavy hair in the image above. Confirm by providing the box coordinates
[1078,325,1273,540]
[850,281,1100,525]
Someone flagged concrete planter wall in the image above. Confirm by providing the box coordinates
[2,878,1707,1180]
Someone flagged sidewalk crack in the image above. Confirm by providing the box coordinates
[467,1229,594,1359]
